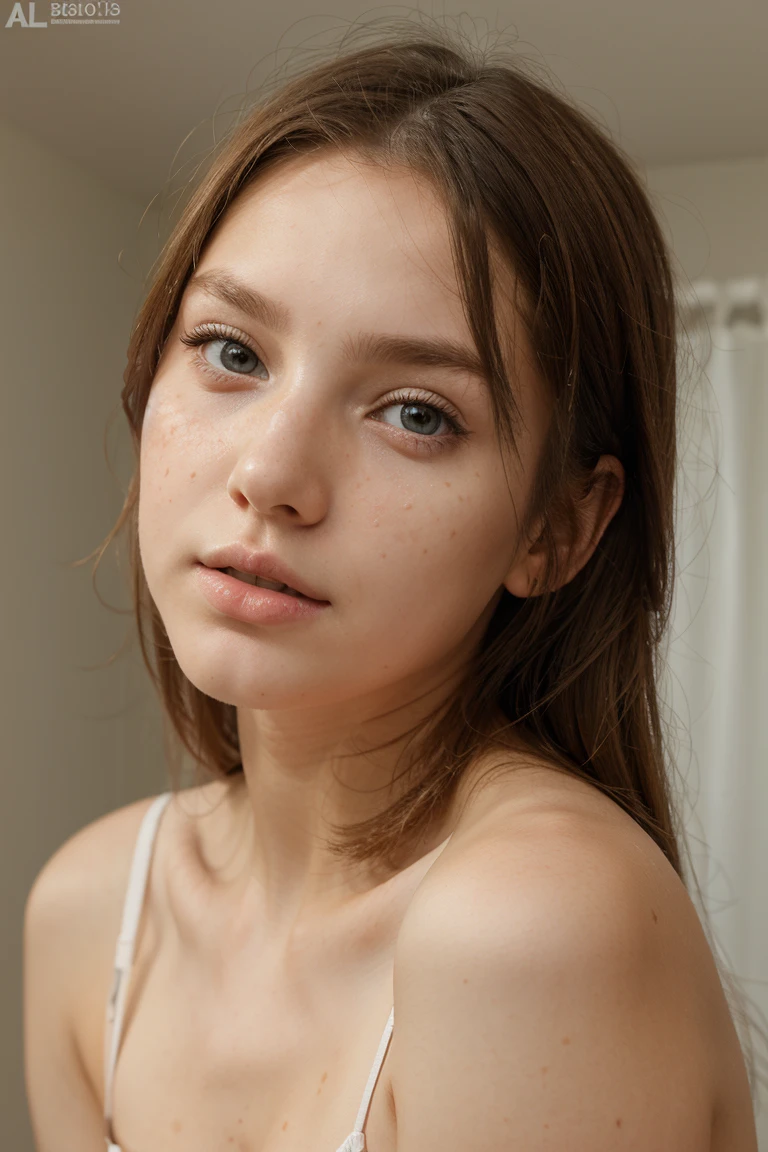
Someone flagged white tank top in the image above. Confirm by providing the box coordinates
[103,791,453,1152]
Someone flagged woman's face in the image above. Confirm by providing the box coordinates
[139,151,552,713]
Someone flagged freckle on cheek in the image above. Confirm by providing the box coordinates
[189,472,196,479]
[164,468,169,478]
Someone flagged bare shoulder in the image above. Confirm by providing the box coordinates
[23,790,174,1148]
[26,781,234,1069]
[24,778,231,962]
[24,780,233,1116]
[26,792,166,976]
[25,793,169,1046]
[29,792,160,893]
[396,760,710,984]
[390,763,752,1151]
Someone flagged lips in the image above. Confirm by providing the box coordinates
[220,567,304,598]
[198,545,328,603]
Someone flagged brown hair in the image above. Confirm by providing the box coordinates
[85,15,766,1098]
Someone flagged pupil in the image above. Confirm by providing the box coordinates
[401,403,441,435]
[221,341,258,373]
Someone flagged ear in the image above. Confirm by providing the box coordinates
[503,455,625,598]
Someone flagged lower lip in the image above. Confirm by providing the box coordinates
[194,564,330,626]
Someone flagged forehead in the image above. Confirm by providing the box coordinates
[195,152,465,326]
[220,150,452,252]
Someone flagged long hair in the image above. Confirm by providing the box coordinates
[83,15,766,1101]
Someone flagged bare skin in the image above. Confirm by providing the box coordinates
[27,761,756,1151]
[24,150,757,1150]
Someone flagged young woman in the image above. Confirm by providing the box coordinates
[23,20,761,1152]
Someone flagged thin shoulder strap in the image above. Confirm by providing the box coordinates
[349,1005,395,1141]
[348,829,455,1145]
[103,791,172,1143]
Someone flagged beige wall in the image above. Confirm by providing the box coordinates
[644,154,768,283]
[2,118,766,1149]
[0,116,166,1149]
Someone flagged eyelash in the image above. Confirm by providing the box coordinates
[178,322,470,453]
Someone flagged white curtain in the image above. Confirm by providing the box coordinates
[661,276,768,1140]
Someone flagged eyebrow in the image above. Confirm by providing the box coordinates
[185,269,488,381]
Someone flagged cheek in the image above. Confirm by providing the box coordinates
[348,482,515,632]
[140,387,214,499]
[137,390,211,566]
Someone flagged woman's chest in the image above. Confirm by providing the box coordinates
[99,947,399,1152]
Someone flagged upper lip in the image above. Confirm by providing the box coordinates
[199,546,329,602]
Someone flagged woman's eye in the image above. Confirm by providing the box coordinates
[377,401,449,436]
[203,339,265,377]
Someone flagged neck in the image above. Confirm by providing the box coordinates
[241,696,452,910]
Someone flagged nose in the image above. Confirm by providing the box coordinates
[225,384,334,526]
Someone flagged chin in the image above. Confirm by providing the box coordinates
[167,641,351,711]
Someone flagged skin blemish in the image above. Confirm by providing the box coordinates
[561,1036,571,1045]
[171,1119,182,1133]
[540,1066,549,1076]
[450,529,457,538]
[190,471,196,479]
[282,1119,289,1131]
[444,481,451,487]
[463,977,469,984]
[651,909,658,923]
[164,467,169,477]
[616,1118,623,1128]
[403,502,412,510]
[380,553,387,559]
[317,1071,328,1095]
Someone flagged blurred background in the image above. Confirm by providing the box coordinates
[1,2,766,1148]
